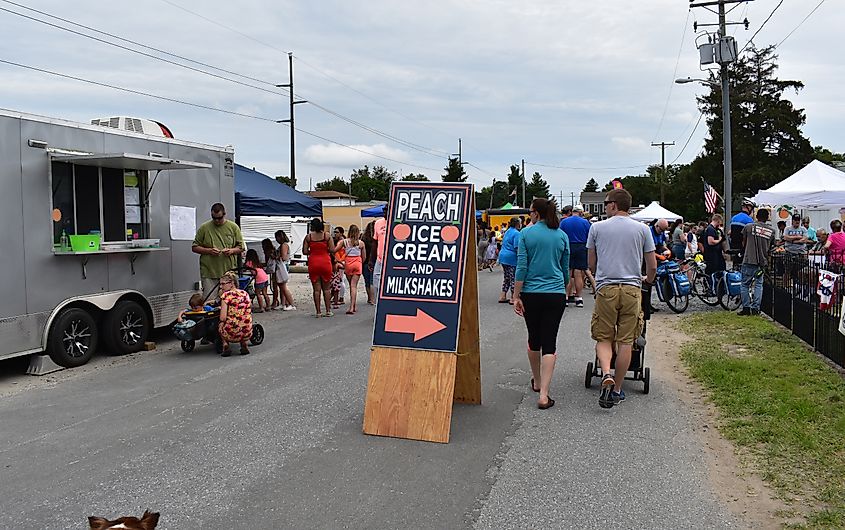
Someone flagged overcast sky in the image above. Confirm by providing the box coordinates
[1,0,839,200]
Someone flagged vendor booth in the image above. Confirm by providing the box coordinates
[629,201,683,222]
[361,204,387,217]
[753,160,845,230]
[234,164,322,262]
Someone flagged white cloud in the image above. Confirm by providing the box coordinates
[611,137,650,153]
[303,143,411,167]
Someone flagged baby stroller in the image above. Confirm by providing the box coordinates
[584,284,651,394]
[172,277,264,354]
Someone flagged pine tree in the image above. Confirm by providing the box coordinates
[582,178,599,192]
[442,158,467,182]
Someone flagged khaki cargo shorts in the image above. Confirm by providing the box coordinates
[590,284,644,344]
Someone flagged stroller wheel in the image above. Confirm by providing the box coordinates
[250,324,265,346]
[584,361,593,389]
[643,367,651,394]
[181,340,195,352]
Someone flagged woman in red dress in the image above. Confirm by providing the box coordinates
[303,218,336,317]
[217,271,253,356]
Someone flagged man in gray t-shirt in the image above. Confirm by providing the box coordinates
[587,216,656,291]
[587,189,657,410]
[783,214,808,254]
[738,208,775,315]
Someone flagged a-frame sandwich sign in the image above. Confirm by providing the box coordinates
[363,182,481,443]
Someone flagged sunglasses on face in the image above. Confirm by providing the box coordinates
[212,214,225,221]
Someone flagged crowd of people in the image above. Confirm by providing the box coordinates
[187,194,841,407]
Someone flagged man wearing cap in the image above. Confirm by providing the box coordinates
[783,213,809,256]
[559,204,591,307]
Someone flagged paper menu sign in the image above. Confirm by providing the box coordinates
[170,205,196,241]
[125,205,142,224]
[124,187,140,205]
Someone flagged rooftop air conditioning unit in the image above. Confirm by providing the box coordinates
[90,116,174,138]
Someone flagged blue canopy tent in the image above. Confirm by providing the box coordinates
[361,204,387,217]
[234,163,322,218]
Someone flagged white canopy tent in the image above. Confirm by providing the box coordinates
[753,160,845,207]
[629,201,683,222]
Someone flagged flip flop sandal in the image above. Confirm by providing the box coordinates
[530,378,540,393]
[538,397,555,410]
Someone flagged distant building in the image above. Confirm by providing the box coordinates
[306,190,357,207]
[579,192,605,217]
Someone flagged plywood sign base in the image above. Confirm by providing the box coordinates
[363,214,481,444]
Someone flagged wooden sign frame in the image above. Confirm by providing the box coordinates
[363,193,481,444]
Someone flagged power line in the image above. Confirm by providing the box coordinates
[157,0,462,148]
[0,58,279,122]
[0,0,283,90]
[157,0,291,55]
[653,10,691,142]
[1,1,454,163]
[0,4,291,100]
[0,57,443,173]
[738,0,784,55]
[670,111,704,164]
[777,0,826,48]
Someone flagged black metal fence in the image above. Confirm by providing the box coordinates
[761,252,845,367]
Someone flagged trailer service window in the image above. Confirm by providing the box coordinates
[51,162,149,244]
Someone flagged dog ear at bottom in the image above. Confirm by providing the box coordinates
[141,510,160,529]
[88,517,110,530]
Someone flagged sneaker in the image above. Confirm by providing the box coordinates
[324,311,334,317]
[567,295,576,304]
[611,389,626,404]
[751,309,761,316]
[737,307,751,316]
[575,298,584,308]
[599,374,615,409]
[283,305,297,311]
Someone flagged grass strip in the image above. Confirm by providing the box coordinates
[679,312,845,529]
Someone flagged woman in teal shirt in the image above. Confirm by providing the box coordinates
[497,217,521,303]
[513,198,570,409]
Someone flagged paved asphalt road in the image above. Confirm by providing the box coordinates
[0,272,740,529]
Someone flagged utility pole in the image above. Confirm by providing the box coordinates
[275,53,307,187]
[570,192,575,208]
[689,0,749,220]
[490,179,495,209]
[521,159,526,208]
[651,141,674,205]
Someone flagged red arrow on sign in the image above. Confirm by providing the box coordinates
[385,309,447,341]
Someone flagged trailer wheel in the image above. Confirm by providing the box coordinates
[47,308,98,368]
[102,301,149,355]
[181,340,195,352]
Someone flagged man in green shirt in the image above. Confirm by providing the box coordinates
[192,203,245,297]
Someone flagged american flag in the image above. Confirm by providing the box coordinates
[704,181,719,213]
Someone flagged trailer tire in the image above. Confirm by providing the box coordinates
[102,301,149,356]
[47,308,98,368]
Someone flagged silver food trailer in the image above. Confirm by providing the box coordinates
[0,108,235,373]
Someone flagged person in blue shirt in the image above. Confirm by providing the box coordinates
[497,217,521,303]
[729,199,755,254]
[649,218,669,255]
[514,198,570,410]
[559,204,592,307]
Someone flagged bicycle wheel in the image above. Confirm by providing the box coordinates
[693,273,719,306]
[662,277,689,313]
[718,282,742,311]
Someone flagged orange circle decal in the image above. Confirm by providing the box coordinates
[393,223,411,241]
[441,225,460,243]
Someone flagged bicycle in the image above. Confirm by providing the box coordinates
[683,253,742,310]
[653,259,690,313]
[683,257,719,307]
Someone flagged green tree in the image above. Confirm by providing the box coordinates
[813,146,845,165]
[401,173,429,181]
[442,158,467,182]
[582,178,599,192]
[314,176,348,194]
[349,165,396,202]
[275,175,297,189]
[526,172,550,199]
[694,45,814,204]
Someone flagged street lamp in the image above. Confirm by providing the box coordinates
[676,74,733,220]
